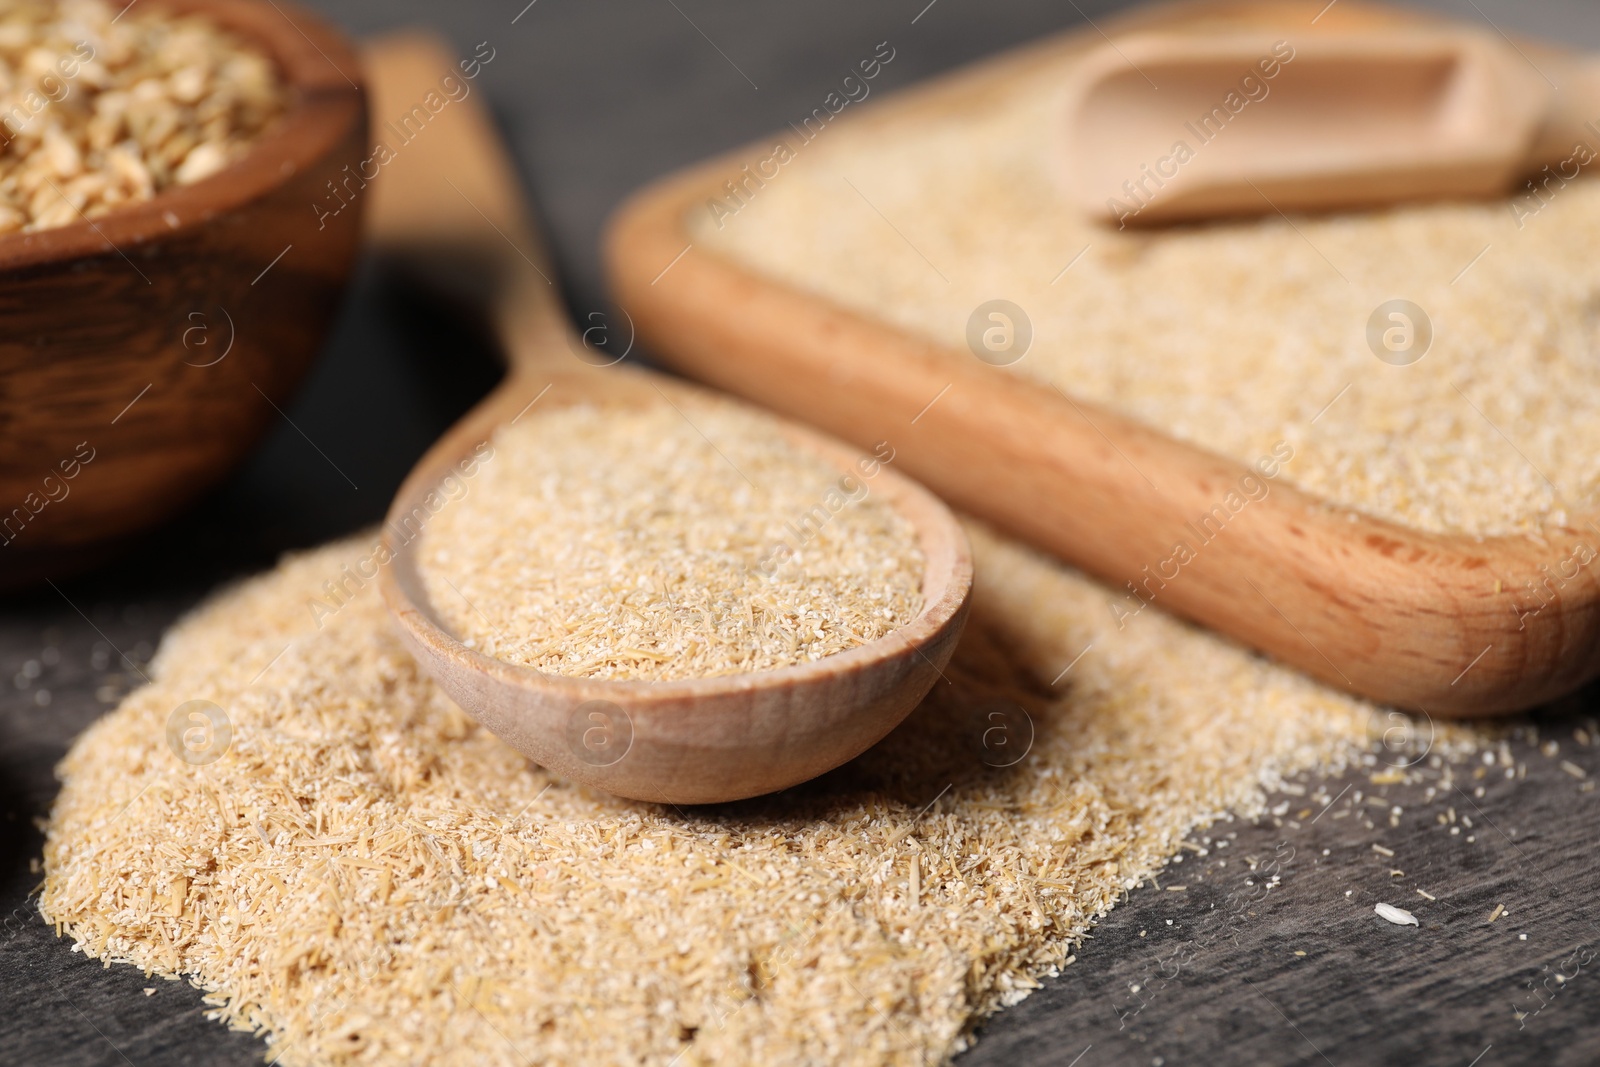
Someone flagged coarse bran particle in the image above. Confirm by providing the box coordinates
[40,522,1486,1065]
[1375,902,1419,927]
[417,401,924,680]
[0,0,285,233]
[692,48,1600,538]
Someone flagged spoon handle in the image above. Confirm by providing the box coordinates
[361,34,568,372]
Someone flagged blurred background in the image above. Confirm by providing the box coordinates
[20,0,1595,568]
[4,0,1600,1063]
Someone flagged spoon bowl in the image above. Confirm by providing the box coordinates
[382,368,971,805]
[364,36,971,804]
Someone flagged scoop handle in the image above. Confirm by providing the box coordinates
[1528,55,1600,167]
[360,34,566,371]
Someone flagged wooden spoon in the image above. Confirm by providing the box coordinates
[1063,26,1600,224]
[360,35,971,805]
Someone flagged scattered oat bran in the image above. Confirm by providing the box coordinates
[39,520,1467,1065]
[418,401,923,680]
[0,0,285,233]
[693,42,1600,537]
[1375,903,1418,927]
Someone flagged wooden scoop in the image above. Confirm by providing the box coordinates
[360,35,971,805]
[1064,26,1600,224]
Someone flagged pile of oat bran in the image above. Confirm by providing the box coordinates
[419,402,924,681]
[39,521,1406,1064]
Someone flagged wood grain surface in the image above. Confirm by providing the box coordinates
[604,0,1600,718]
[955,715,1600,1067]
[2,1,1598,1064]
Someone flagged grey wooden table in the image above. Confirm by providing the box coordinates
[4,1,1600,1064]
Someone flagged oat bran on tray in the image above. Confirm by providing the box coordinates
[691,51,1600,538]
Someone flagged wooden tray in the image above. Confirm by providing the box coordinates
[605,0,1600,717]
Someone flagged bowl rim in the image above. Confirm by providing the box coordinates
[0,0,364,272]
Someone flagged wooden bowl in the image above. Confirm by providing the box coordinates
[0,0,366,587]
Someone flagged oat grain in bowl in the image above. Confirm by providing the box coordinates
[0,0,285,233]
[418,401,925,681]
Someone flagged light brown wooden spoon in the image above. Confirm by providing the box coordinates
[361,35,971,805]
[1063,25,1600,224]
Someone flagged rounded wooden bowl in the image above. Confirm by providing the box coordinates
[0,0,366,587]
